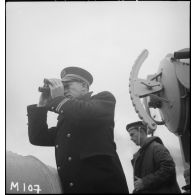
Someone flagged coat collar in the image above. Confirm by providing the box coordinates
[78,91,93,100]
[132,136,163,161]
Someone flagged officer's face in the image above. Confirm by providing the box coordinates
[129,129,140,146]
[64,81,88,98]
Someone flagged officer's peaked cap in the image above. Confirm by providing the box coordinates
[126,121,147,132]
[60,66,93,86]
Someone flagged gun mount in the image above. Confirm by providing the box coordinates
[129,48,190,192]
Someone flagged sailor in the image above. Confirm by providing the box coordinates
[126,121,181,194]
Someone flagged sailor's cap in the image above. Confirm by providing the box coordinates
[126,121,147,132]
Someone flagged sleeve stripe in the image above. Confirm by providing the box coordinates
[56,98,70,112]
[56,98,68,112]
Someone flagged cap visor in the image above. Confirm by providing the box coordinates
[61,78,73,82]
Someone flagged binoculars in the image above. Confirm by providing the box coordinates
[38,78,70,93]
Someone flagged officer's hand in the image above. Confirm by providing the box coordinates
[38,79,51,107]
[37,78,64,107]
[47,78,64,99]
[134,176,144,191]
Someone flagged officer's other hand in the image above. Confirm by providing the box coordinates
[38,90,52,107]
[134,176,144,191]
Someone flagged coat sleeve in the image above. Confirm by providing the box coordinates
[46,91,116,122]
[141,143,176,190]
[27,104,57,146]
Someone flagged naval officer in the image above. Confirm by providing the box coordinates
[27,66,129,193]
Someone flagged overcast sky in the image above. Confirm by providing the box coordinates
[6,1,190,192]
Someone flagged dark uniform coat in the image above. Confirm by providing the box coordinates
[27,91,129,193]
[131,136,181,194]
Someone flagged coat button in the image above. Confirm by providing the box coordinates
[68,156,72,161]
[67,133,71,138]
[51,106,55,110]
[69,182,74,187]
[55,144,59,149]
[61,110,64,113]
[57,166,61,171]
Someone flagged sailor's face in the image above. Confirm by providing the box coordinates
[129,129,140,146]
